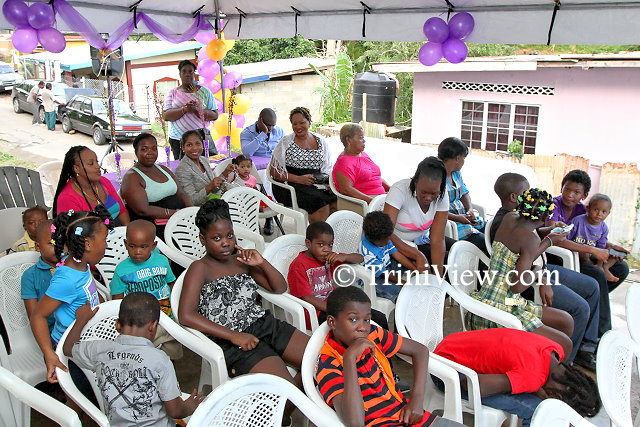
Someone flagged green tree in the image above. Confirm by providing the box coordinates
[224,36,318,65]
[311,52,354,125]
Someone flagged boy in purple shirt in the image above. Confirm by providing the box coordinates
[569,194,619,283]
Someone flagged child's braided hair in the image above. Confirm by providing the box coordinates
[195,199,232,234]
[549,362,601,417]
[514,188,554,221]
[51,206,113,263]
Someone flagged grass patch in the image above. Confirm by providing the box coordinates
[0,152,36,169]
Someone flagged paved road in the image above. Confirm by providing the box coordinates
[0,92,137,167]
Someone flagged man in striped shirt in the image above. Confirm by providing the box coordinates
[316,287,463,427]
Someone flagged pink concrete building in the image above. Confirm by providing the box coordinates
[374,53,640,165]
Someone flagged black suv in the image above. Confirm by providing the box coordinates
[60,95,151,145]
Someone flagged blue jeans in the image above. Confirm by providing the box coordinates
[374,259,406,302]
[433,375,541,427]
[547,264,600,360]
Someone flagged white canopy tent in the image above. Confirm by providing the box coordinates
[1,0,640,44]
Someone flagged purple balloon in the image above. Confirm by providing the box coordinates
[28,3,55,30]
[12,26,38,53]
[197,46,209,61]
[223,71,243,89]
[38,27,66,53]
[3,0,29,27]
[194,31,216,45]
[208,79,222,94]
[423,17,449,43]
[197,59,220,79]
[448,12,475,39]
[233,114,245,128]
[215,98,223,112]
[418,42,443,66]
[442,38,468,64]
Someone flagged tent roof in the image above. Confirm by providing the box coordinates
[2,0,640,45]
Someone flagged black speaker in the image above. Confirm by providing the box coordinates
[89,45,124,78]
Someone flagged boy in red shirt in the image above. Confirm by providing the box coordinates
[434,328,601,426]
[288,221,388,329]
[316,286,464,427]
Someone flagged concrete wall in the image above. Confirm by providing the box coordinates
[238,73,323,134]
[412,67,640,165]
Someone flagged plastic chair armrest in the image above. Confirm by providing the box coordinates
[427,356,464,422]
[445,283,523,329]
[545,246,577,271]
[257,289,309,332]
[430,353,487,425]
[160,245,195,269]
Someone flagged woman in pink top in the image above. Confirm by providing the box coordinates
[331,123,389,203]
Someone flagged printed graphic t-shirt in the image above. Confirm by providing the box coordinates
[385,178,449,242]
[46,265,100,344]
[110,250,176,317]
[568,214,608,249]
[72,334,181,427]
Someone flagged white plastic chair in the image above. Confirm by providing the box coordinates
[326,209,364,254]
[329,172,369,215]
[266,158,309,222]
[54,299,216,425]
[301,321,463,425]
[164,206,266,255]
[0,207,28,252]
[394,275,522,427]
[222,186,306,237]
[447,240,492,330]
[445,220,459,240]
[596,330,640,427]
[0,251,45,427]
[36,160,62,208]
[530,398,596,427]
[627,283,640,344]
[215,159,285,234]
[0,365,81,427]
[101,151,137,173]
[368,194,386,212]
[262,234,322,333]
[95,226,193,299]
[189,373,341,427]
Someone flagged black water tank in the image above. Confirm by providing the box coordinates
[351,72,396,126]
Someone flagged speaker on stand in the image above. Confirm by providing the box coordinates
[89,44,127,166]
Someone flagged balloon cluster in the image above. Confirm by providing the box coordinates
[418,12,474,66]
[194,31,251,153]
[3,0,66,53]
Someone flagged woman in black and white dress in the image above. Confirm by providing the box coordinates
[269,107,336,222]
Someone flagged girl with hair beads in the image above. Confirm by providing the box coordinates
[30,207,113,383]
[467,188,574,355]
[179,200,309,412]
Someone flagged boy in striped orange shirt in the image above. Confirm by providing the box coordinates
[315,287,463,427]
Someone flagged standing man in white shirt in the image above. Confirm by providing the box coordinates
[41,83,60,131]
[28,81,45,126]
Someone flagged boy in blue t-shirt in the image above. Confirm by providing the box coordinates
[111,220,181,359]
[21,220,57,332]
[359,211,417,302]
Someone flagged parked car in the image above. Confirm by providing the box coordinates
[0,62,23,93]
[12,80,69,122]
[60,95,152,145]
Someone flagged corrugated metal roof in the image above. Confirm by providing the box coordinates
[225,57,335,83]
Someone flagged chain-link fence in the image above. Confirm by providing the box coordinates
[77,77,127,101]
